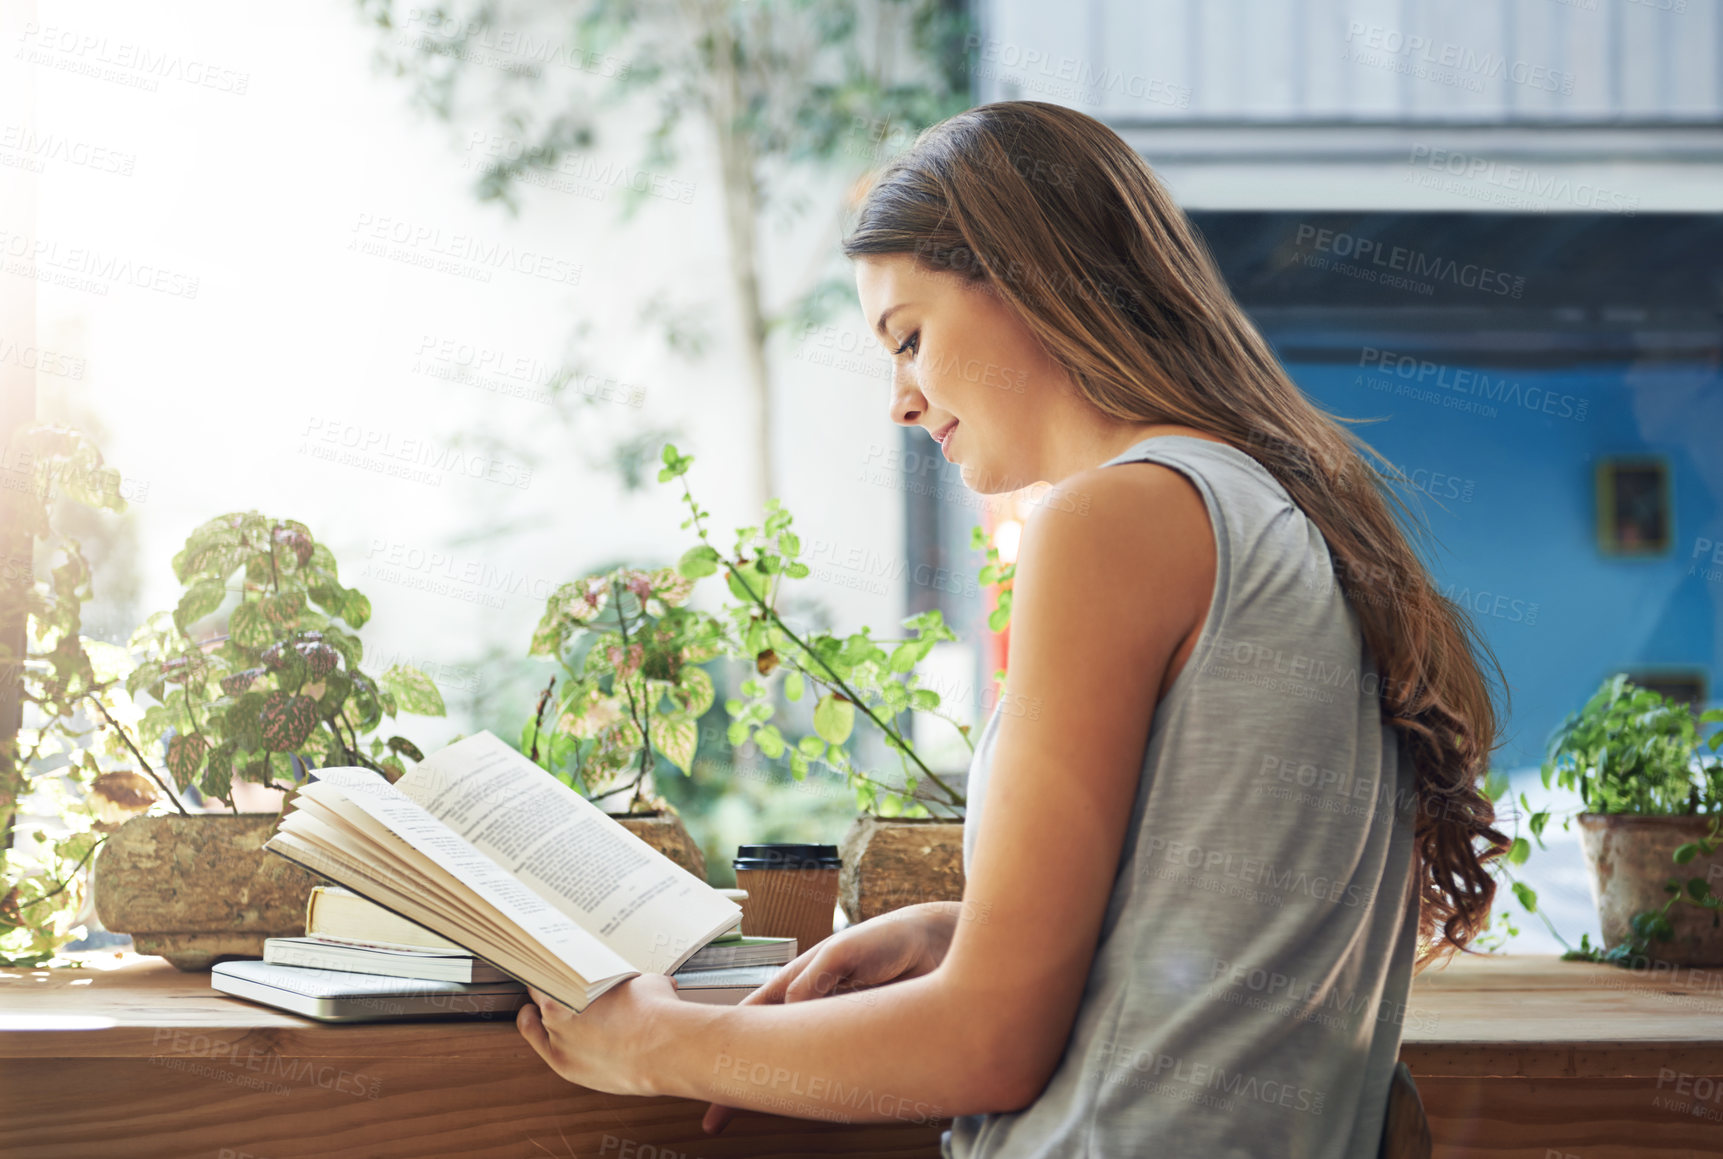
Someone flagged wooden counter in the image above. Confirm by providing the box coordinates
[2,953,1721,1158]
[1400,953,1723,1159]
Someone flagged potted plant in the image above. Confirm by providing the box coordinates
[0,427,163,966]
[830,522,1018,923]
[522,563,723,878]
[658,444,977,921]
[1510,674,1723,967]
[91,512,446,969]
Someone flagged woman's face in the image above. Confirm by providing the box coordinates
[854,253,1072,495]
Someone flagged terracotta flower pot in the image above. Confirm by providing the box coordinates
[92,813,320,971]
[614,810,707,881]
[1577,812,1723,967]
[837,815,966,925]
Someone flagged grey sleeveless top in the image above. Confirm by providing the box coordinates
[942,435,1419,1159]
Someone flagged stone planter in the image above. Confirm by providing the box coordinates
[93,813,320,971]
[837,816,966,925]
[615,810,707,881]
[1577,813,1723,967]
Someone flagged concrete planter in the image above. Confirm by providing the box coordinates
[837,816,966,925]
[93,807,707,971]
[1577,812,1723,967]
[615,810,707,881]
[92,813,320,971]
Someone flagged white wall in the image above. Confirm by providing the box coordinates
[977,0,1723,210]
[9,0,910,745]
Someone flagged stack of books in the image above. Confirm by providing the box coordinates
[208,732,801,1023]
[212,887,798,1021]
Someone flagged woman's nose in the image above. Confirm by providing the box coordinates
[890,370,925,427]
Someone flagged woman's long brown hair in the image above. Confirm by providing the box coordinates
[842,100,1511,971]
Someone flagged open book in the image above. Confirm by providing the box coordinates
[262,730,742,1013]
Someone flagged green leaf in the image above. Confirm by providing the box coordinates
[260,591,306,629]
[755,725,785,759]
[340,589,372,628]
[888,642,921,673]
[725,564,765,603]
[220,667,266,696]
[1687,876,1712,901]
[226,692,265,751]
[1510,881,1538,912]
[1674,842,1702,865]
[649,713,698,775]
[784,670,804,701]
[126,660,164,699]
[672,666,715,717]
[203,741,236,796]
[228,601,273,649]
[678,545,720,579]
[386,736,426,763]
[174,580,228,632]
[813,694,855,745]
[172,516,245,583]
[797,735,826,757]
[379,665,446,717]
[202,745,235,801]
[259,692,318,751]
[1508,837,1530,866]
[165,734,208,792]
[296,641,340,677]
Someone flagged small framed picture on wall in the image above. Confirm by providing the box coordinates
[1622,670,1708,713]
[1595,456,1671,556]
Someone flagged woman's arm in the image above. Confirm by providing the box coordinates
[521,464,1215,1121]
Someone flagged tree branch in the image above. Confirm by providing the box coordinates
[83,693,191,816]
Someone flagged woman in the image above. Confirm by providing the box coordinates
[516,100,1510,1157]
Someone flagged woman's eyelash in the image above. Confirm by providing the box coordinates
[892,331,920,356]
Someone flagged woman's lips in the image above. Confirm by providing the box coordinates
[937,421,958,459]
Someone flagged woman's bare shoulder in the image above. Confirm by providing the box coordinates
[1020,460,1215,659]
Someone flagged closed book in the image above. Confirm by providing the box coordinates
[306,885,462,952]
[669,965,784,1006]
[681,936,797,971]
[211,960,528,1023]
[263,936,512,984]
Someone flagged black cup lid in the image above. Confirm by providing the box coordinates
[732,843,842,869]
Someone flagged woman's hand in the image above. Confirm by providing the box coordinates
[701,902,962,1134]
[516,973,681,1098]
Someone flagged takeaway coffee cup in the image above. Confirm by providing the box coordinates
[731,844,842,955]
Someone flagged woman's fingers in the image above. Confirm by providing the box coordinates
[702,1100,738,1134]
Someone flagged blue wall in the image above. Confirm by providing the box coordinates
[1281,356,1723,772]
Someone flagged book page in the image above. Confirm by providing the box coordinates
[395,731,742,974]
[292,767,638,987]
[279,795,543,966]
[267,823,604,1011]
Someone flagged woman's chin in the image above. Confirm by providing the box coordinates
[960,459,1017,497]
